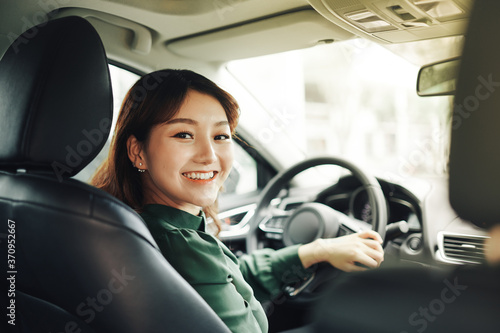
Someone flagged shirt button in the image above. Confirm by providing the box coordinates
[227,274,233,282]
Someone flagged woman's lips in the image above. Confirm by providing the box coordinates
[182,171,218,183]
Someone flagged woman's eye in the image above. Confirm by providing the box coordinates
[215,134,231,141]
[173,132,193,139]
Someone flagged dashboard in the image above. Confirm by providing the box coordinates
[316,175,422,231]
[219,175,489,269]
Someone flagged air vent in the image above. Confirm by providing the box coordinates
[440,233,487,264]
[218,204,256,228]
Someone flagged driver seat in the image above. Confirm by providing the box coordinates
[0,16,230,333]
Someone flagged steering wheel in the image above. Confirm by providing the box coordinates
[246,156,388,302]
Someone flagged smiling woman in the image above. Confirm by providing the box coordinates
[129,90,235,216]
[91,69,239,232]
[90,68,384,332]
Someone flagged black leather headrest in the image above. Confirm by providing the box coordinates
[449,1,500,229]
[0,16,112,179]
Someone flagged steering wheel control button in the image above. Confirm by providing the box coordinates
[267,217,286,229]
[266,232,282,240]
[260,216,286,240]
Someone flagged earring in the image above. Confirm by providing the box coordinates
[136,162,145,173]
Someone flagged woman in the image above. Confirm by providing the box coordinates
[92,69,384,332]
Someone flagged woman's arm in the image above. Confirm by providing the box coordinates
[238,230,384,302]
[298,230,384,271]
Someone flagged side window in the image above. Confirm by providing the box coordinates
[74,64,140,182]
[221,137,277,200]
[223,142,258,195]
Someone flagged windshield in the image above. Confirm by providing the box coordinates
[226,38,453,185]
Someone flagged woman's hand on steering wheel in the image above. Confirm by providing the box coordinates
[298,230,384,272]
[245,156,388,302]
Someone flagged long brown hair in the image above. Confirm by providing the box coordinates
[91,69,240,234]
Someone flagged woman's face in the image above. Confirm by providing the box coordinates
[139,90,234,215]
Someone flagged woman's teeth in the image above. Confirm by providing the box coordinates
[183,171,215,180]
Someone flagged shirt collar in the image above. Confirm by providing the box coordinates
[141,204,206,231]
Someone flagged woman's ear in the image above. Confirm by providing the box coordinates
[127,135,147,171]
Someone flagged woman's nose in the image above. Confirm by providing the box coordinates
[194,138,217,165]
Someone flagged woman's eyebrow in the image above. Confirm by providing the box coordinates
[215,120,229,127]
[166,118,229,127]
[166,118,197,125]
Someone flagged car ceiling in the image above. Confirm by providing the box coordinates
[1,0,471,73]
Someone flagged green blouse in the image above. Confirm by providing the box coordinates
[140,204,310,333]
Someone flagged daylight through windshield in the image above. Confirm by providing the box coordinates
[227,38,453,184]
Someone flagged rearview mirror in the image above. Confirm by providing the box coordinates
[417,57,460,96]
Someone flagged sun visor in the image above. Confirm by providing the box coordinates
[166,9,354,62]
